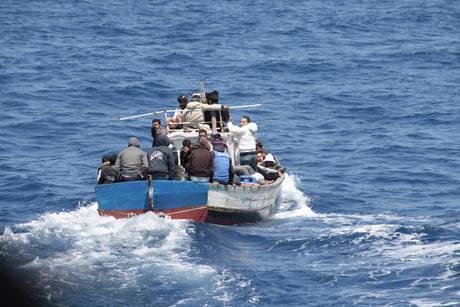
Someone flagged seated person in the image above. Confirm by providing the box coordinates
[196,129,212,151]
[187,138,213,182]
[211,134,233,185]
[114,137,149,181]
[180,139,193,167]
[256,151,284,181]
[233,161,265,185]
[145,135,176,180]
[96,154,118,184]
[174,164,187,181]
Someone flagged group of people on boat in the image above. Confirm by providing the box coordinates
[97,91,284,186]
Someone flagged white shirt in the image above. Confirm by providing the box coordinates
[227,121,257,153]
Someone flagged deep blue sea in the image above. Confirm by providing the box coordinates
[1,0,460,306]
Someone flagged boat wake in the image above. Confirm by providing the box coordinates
[272,173,317,220]
[0,203,258,304]
[1,177,458,305]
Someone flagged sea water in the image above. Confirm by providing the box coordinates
[1,0,459,305]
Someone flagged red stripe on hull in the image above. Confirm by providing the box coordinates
[98,206,208,222]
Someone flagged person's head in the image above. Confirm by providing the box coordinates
[212,138,226,152]
[240,116,251,127]
[101,154,111,164]
[256,150,266,163]
[182,139,192,148]
[154,135,171,147]
[198,129,207,139]
[152,119,161,129]
[212,133,225,152]
[256,139,263,150]
[198,137,211,150]
[128,136,140,148]
[212,133,222,141]
[262,153,276,167]
[177,95,188,109]
[190,94,201,102]
[205,90,219,104]
[109,154,117,165]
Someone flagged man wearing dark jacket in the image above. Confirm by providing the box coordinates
[146,135,176,180]
[186,138,213,182]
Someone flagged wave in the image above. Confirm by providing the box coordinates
[272,173,317,220]
[0,202,259,304]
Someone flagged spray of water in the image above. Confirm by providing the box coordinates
[273,173,317,219]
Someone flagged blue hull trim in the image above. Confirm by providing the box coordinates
[95,180,209,212]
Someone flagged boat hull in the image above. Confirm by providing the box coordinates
[206,175,284,225]
[95,180,209,222]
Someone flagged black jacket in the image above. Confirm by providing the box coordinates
[146,135,176,178]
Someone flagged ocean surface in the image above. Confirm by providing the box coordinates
[1,0,459,306]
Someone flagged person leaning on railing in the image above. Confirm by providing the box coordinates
[167,94,230,129]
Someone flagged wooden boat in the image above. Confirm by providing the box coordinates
[97,84,284,224]
[167,129,284,225]
[95,178,208,222]
[206,175,284,225]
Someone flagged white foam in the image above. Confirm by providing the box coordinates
[0,203,219,292]
[410,298,459,307]
[272,173,317,219]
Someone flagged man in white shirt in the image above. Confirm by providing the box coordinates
[227,115,258,170]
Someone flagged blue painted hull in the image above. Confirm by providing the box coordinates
[95,180,209,221]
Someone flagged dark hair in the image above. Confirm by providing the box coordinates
[256,149,267,155]
[102,153,118,165]
[177,95,187,104]
[190,95,201,102]
[101,154,111,163]
[242,116,251,123]
[205,90,219,104]
[256,139,263,148]
[109,154,117,165]
[152,118,161,124]
[182,139,192,147]
[198,129,207,135]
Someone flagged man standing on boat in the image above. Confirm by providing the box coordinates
[168,94,230,129]
[151,118,166,147]
[227,116,258,171]
[114,137,149,181]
